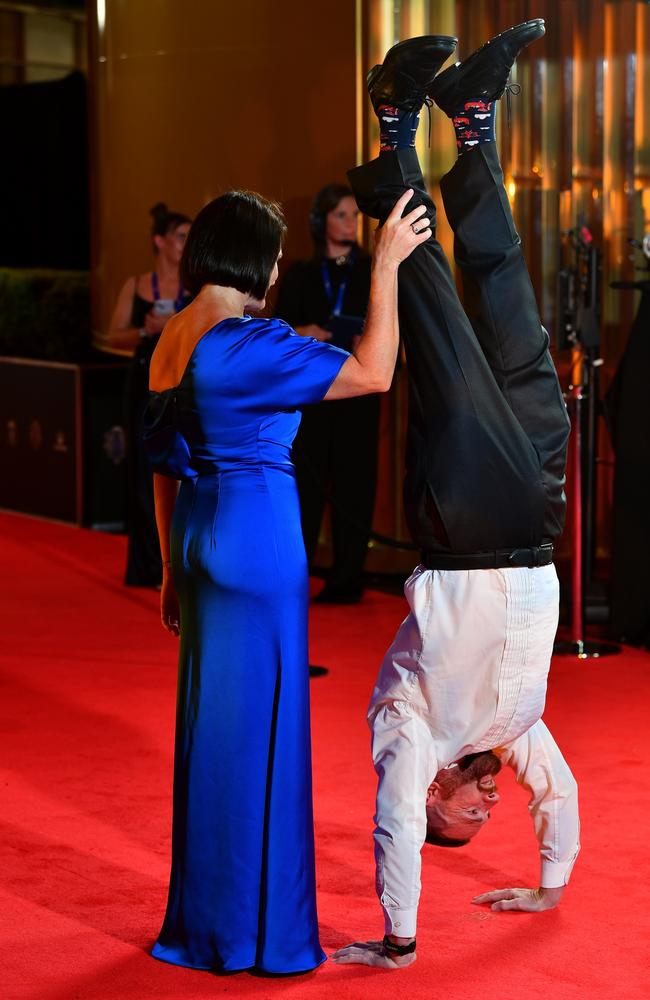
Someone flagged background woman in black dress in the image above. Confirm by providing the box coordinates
[107,203,191,586]
[274,184,379,603]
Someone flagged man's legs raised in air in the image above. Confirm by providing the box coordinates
[348,20,562,555]
[431,21,570,537]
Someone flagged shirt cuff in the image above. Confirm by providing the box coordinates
[540,851,579,888]
[381,903,418,939]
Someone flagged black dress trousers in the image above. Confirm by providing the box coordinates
[348,144,570,555]
[293,392,380,594]
[605,288,650,644]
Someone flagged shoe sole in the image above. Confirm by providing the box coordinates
[368,34,458,93]
[429,19,545,110]
[385,34,458,58]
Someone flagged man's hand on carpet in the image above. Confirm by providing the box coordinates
[472,886,564,912]
[332,940,416,969]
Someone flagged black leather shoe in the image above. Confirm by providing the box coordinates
[368,34,458,114]
[429,19,545,115]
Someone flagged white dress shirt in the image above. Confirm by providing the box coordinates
[368,564,580,938]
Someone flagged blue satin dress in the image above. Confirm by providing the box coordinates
[144,316,348,974]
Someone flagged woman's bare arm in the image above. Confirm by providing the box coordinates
[106,275,168,352]
[105,277,143,352]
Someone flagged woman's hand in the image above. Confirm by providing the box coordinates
[373,189,432,271]
[143,309,168,336]
[161,568,180,637]
[295,324,332,342]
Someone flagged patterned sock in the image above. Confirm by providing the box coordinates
[452,98,496,155]
[377,103,421,152]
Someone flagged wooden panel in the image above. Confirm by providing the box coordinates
[88,0,358,338]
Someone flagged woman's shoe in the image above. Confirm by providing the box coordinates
[429,19,545,115]
[368,34,458,114]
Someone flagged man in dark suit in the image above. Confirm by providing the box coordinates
[334,21,578,969]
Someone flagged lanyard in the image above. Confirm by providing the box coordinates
[320,247,356,317]
[152,271,185,313]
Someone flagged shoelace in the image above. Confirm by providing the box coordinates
[412,90,434,146]
[422,95,434,146]
[504,79,521,128]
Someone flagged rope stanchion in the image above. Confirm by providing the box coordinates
[553,228,620,660]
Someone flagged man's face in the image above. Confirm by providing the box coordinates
[426,753,501,843]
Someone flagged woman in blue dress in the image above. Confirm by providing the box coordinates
[145,186,430,975]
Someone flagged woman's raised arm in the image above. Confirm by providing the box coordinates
[324,189,431,400]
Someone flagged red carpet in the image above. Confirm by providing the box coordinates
[1,511,649,1000]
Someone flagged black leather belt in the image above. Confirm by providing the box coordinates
[421,543,554,571]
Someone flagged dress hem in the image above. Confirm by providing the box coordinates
[151,945,327,976]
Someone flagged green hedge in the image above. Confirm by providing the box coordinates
[0,268,92,361]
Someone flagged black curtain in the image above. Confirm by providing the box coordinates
[604,289,650,646]
[0,70,89,269]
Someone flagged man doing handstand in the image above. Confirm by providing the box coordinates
[334,20,579,969]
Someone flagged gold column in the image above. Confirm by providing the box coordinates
[635,3,650,240]
[603,0,638,357]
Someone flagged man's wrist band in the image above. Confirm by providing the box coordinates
[382,935,416,956]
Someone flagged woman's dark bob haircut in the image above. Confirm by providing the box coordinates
[181,190,286,300]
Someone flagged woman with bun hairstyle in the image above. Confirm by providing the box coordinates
[107,203,192,587]
[274,184,378,604]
